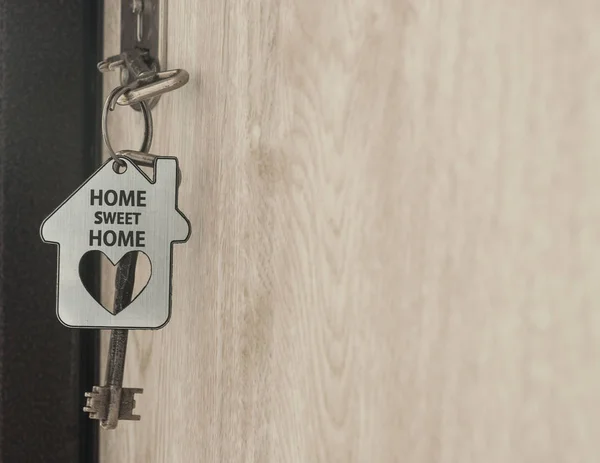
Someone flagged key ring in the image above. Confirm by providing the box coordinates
[116,69,190,107]
[102,85,153,165]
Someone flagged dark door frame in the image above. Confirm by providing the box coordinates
[0,1,102,461]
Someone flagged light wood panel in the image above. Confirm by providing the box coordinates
[101,0,600,461]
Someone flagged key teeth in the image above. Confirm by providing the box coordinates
[118,387,144,421]
[83,386,143,423]
[83,386,109,421]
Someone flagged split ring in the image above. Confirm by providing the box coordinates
[102,85,153,164]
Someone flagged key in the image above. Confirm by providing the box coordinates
[84,330,143,429]
[84,253,143,429]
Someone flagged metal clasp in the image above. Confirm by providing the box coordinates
[98,49,189,109]
[98,48,156,81]
[98,49,159,110]
[117,69,189,107]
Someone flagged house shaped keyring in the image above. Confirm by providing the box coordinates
[41,156,190,329]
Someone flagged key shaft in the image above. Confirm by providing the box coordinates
[84,253,143,429]
[105,329,128,387]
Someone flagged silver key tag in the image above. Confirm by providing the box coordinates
[40,156,190,329]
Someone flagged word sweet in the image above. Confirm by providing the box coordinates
[94,211,142,225]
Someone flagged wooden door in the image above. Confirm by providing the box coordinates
[101,0,600,461]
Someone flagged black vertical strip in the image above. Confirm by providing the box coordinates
[80,2,103,462]
[0,1,102,462]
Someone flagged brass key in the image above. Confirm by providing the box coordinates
[84,253,143,429]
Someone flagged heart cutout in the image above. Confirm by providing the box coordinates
[79,250,151,315]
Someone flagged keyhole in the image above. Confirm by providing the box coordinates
[132,0,144,42]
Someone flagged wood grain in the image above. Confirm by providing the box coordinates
[101,0,600,461]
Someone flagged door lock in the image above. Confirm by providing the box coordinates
[98,0,170,110]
